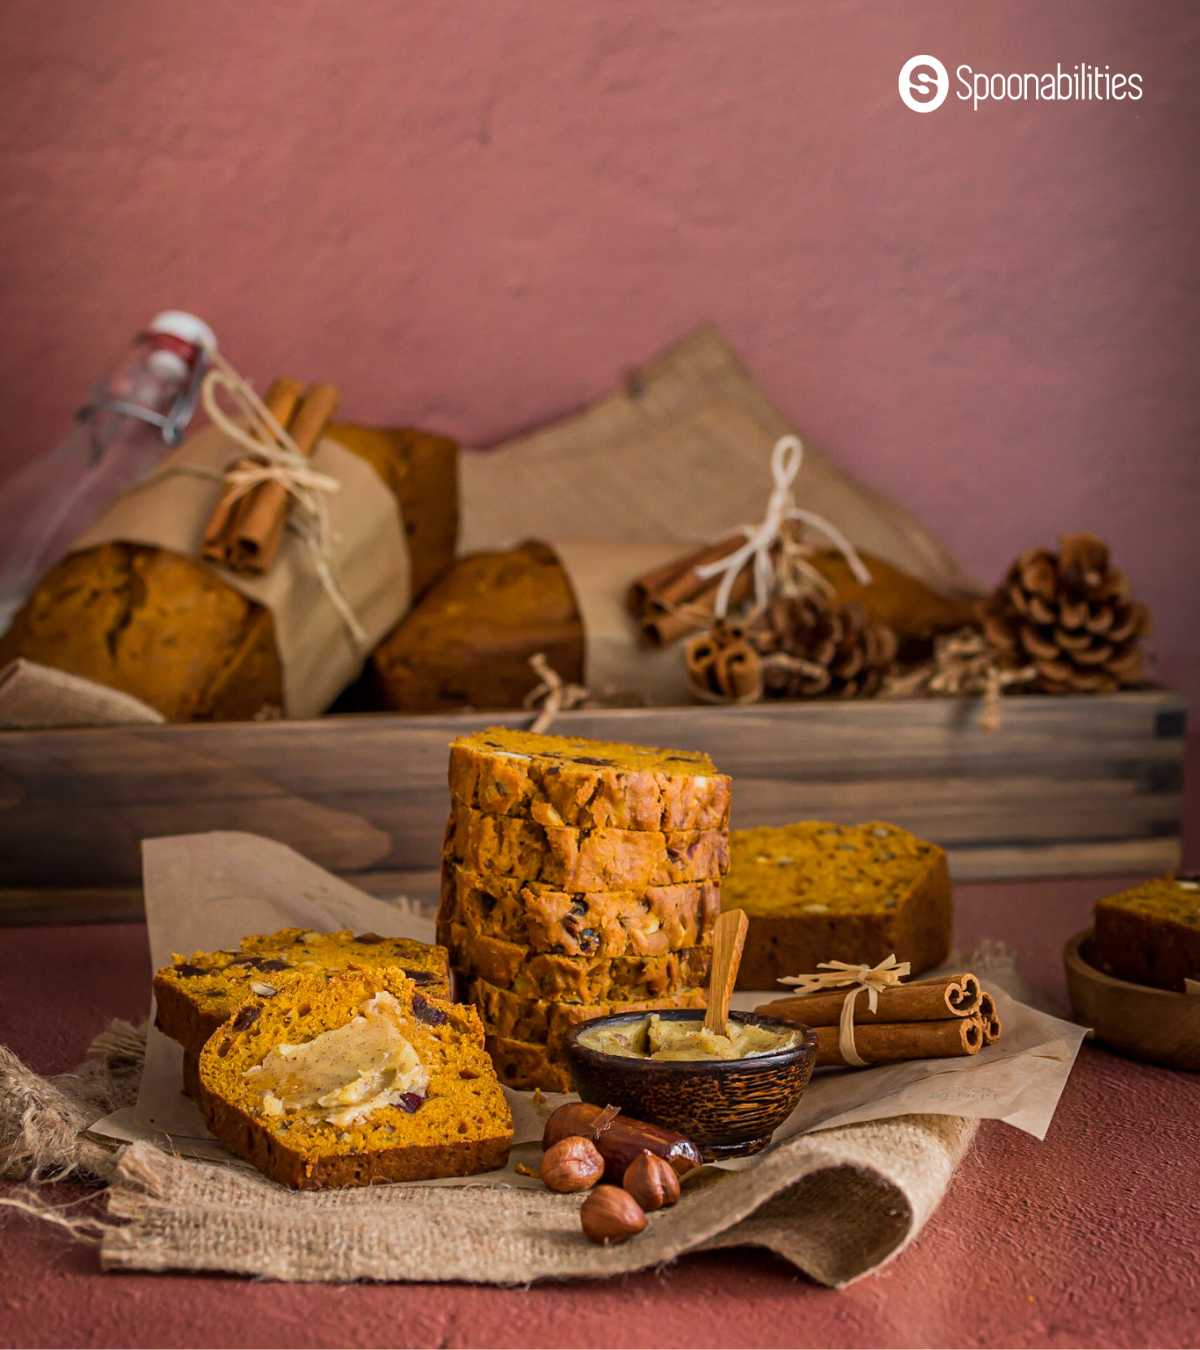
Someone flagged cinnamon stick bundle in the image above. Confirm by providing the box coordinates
[202,379,341,575]
[811,1016,985,1068]
[758,972,982,1027]
[202,376,305,566]
[628,534,756,646]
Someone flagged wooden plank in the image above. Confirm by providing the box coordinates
[0,691,1186,919]
[2,838,1181,928]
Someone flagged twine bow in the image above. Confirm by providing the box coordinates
[693,435,873,618]
[779,953,912,1067]
[523,652,591,733]
[169,353,367,650]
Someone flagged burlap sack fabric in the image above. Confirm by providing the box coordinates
[0,1027,976,1289]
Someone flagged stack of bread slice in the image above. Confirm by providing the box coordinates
[438,727,732,1091]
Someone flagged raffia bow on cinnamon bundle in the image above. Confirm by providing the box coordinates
[200,370,341,576]
[667,437,907,704]
[755,955,1003,1069]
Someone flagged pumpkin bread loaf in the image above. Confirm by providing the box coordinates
[0,423,457,720]
[725,822,952,989]
[154,928,451,1058]
[444,808,729,891]
[439,866,721,958]
[1091,876,1200,992]
[449,922,711,1002]
[448,727,731,831]
[198,968,511,1189]
[372,541,583,712]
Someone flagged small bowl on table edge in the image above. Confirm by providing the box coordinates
[1064,928,1200,1073]
[564,1009,819,1160]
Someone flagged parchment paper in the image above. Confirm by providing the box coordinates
[70,424,412,717]
[88,831,1085,1184]
[0,657,164,728]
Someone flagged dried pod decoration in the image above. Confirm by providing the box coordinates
[981,534,1150,694]
[750,594,898,700]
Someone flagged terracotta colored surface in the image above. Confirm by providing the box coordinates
[0,0,1198,862]
[3,875,1199,1348]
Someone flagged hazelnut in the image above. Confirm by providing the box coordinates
[622,1149,681,1211]
[540,1135,604,1193]
[580,1185,647,1244]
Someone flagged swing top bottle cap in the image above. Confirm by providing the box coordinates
[144,311,217,382]
[148,310,217,353]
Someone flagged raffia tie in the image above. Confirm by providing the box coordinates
[162,352,367,650]
[693,435,873,618]
[779,954,912,1067]
[523,652,591,734]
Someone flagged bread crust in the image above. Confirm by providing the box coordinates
[371,541,582,712]
[448,727,731,831]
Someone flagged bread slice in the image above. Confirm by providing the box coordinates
[485,1034,574,1094]
[725,822,952,989]
[449,922,711,1002]
[198,968,511,1189]
[444,807,729,890]
[155,928,451,1057]
[1092,876,1200,992]
[437,867,720,958]
[470,976,707,1051]
[448,726,731,831]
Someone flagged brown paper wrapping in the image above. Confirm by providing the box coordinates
[462,327,981,599]
[549,538,694,705]
[70,424,412,717]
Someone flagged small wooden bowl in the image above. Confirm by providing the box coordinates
[564,1010,818,1159]
[1064,929,1200,1072]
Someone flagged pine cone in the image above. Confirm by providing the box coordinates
[750,595,898,699]
[982,534,1150,694]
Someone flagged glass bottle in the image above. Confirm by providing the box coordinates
[0,310,216,632]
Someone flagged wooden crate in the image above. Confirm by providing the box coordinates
[0,690,1185,924]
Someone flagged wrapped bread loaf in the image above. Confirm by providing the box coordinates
[0,423,458,721]
[371,540,583,712]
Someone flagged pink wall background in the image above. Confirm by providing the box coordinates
[1,0,1197,853]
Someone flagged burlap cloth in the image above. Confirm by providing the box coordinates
[1,1026,975,1288]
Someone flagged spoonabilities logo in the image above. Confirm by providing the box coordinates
[898,54,949,112]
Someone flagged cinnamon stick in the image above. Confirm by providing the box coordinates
[978,991,1002,1045]
[229,381,340,574]
[756,972,982,1027]
[629,535,759,646]
[812,1016,984,1068]
[627,535,745,614]
[202,376,306,565]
